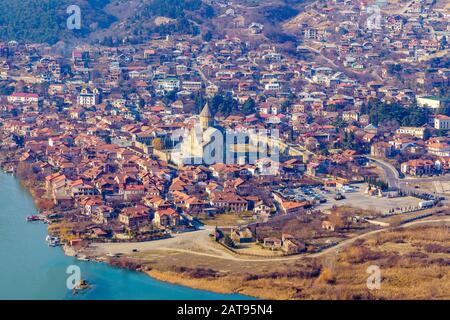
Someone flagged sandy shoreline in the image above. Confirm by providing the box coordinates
[64,242,267,299]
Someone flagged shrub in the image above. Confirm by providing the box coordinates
[316,267,336,285]
[423,244,450,254]
[342,246,384,264]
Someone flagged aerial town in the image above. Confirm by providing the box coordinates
[0,0,449,300]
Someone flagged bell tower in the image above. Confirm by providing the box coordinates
[199,102,214,130]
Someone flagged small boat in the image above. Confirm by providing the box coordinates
[48,240,60,247]
[26,215,40,222]
[4,167,15,174]
[46,235,61,247]
[77,255,90,261]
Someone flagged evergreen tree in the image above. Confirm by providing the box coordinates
[242,98,256,115]
[203,30,213,42]
[437,104,450,117]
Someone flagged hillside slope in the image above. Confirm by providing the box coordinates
[0,0,311,45]
[0,0,116,44]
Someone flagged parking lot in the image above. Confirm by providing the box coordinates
[278,185,328,204]
[278,183,424,214]
[317,183,423,214]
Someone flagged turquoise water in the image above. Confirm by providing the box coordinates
[0,172,252,300]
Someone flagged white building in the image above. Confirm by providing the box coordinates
[434,115,450,130]
[7,93,41,105]
[416,96,445,110]
[77,88,100,107]
[396,126,428,139]
[182,81,202,91]
[157,78,180,92]
[264,82,281,91]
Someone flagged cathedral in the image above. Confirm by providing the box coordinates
[174,103,226,166]
[171,103,275,168]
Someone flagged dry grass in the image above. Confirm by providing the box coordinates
[137,225,450,300]
[200,212,257,227]
[234,243,285,257]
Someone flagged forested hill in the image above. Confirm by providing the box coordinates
[0,0,116,44]
[0,0,309,46]
[0,0,216,44]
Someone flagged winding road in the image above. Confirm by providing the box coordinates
[367,156,401,188]
[367,156,449,205]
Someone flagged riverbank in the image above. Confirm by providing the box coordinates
[139,221,450,300]
[120,220,450,300]
[0,171,253,300]
[147,270,263,299]
[146,269,292,300]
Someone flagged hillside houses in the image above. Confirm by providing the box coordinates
[0,3,448,248]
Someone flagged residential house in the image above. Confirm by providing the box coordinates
[153,208,181,228]
[396,126,428,139]
[263,237,282,249]
[371,142,394,158]
[401,159,435,176]
[210,191,248,212]
[434,115,450,130]
[119,205,151,229]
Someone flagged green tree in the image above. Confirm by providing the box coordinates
[333,117,347,128]
[440,36,448,50]
[0,84,14,95]
[194,93,206,114]
[203,30,212,42]
[242,98,256,115]
[0,0,116,44]
[209,92,238,117]
[437,104,450,117]
[364,99,430,127]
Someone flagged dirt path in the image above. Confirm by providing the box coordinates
[163,218,450,262]
[91,218,450,262]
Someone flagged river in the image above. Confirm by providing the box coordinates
[0,172,252,300]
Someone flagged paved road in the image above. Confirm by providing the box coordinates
[193,64,212,86]
[311,218,450,258]
[367,156,400,188]
[300,45,338,68]
[368,156,449,205]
